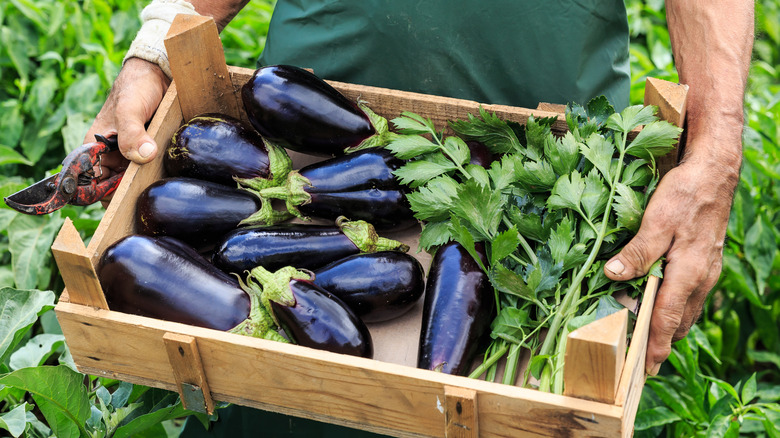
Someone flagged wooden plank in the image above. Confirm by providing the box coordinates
[164,15,240,121]
[444,386,478,438]
[163,333,215,414]
[50,218,108,309]
[615,276,660,437]
[55,300,624,438]
[563,309,629,404]
[644,77,689,176]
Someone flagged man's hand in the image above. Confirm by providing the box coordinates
[604,148,740,375]
[84,57,171,183]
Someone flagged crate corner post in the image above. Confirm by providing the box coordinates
[51,217,108,309]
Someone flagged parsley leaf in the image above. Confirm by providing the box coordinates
[385,134,439,159]
[625,120,683,160]
[449,106,522,155]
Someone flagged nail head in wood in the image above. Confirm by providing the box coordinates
[444,386,478,438]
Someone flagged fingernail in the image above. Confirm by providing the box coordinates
[648,362,661,376]
[606,259,625,275]
[139,142,155,158]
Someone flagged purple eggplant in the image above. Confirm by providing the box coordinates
[312,252,425,323]
[244,266,373,357]
[241,65,390,157]
[99,235,250,331]
[417,241,494,376]
[466,140,494,168]
[212,218,409,275]
[164,114,291,189]
[136,177,263,251]
[248,148,416,231]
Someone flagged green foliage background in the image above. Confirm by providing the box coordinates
[0,0,777,436]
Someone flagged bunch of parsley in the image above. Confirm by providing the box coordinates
[384,98,681,393]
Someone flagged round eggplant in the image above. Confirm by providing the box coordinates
[165,114,291,188]
[99,235,250,331]
[312,252,425,323]
[241,65,388,157]
[212,219,409,275]
[136,177,261,251]
[417,241,494,376]
[270,279,373,358]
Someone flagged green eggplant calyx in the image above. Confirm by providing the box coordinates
[234,139,293,191]
[238,194,295,227]
[230,274,287,341]
[345,102,393,153]
[337,216,410,253]
[245,266,311,326]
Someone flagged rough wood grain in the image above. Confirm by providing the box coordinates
[164,15,240,120]
[50,218,107,309]
[563,309,629,404]
[644,77,689,176]
[163,333,215,414]
[445,386,478,438]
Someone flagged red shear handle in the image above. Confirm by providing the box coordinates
[70,173,124,206]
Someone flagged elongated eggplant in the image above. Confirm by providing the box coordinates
[212,218,409,275]
[241,65,390,156]
[418,241,494,376]
[246,266,373,358]
[165,114,291,189]
[466,140,494,168]
[247,148,416,231]
[136,177,262,251]
[312,252,425,323]
[99,235,250,331]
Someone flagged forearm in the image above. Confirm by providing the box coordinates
[189,0,250,31]
[666,0,754,173]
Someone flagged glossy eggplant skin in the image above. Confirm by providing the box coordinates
[137,177,260,251]
[165,114,272,186]
[300,190,415,232]
[466,140,494,168]
[417,241,493,376]
[312,252,425,323]
[270,279,373,358]
[99,235,250,331]
[212,224,361,274]
[301,148,404,193]
[241,65,374,156]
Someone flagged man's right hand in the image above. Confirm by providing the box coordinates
[85,57,171,180]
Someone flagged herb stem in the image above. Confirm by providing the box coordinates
[502,216,537,264]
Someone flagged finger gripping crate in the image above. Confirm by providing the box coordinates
[52,15,687,438]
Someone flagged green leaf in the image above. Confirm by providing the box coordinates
[0,145,32,166]
[688,324,722,366]
[488,154,519,191]
[385,134,439,160]
[585,95,616,127]
[405,175,459,222]
[392,153,457,188]
[113,390,190,438]
[448,106,522,155]
[490,227,520,264]
[580,133,616,182]
[465,164,491,186]
[0,101,24,150]
[0,403,28,438]
[9,333,65,370]
[645,378,698,422]
[1,27,31,83]
[545,132,580,176]
[0,288,56,362]
[524,116,554,160]
[63,74,102,117]
[448,218,487,273]
[0,366,91,438]
[442,136,470,166]
[490,307,532,344]
[547,170,585,212]
[625,120,682,160]
[490,264,535,302]
[621,159,653,186]
[515,159,557,193]
[418,220,452,251]
[581,170,609,221]
[606,105,657,134]
[450,179,504,240]
[7,212,64,289]
[741,373,758,405]
[391,112,436,135]
[706,414,739,438]
[744,214,776,296]
[548,215,574,264]
[613,183,644,232]
[633,406,682,430]
[506,208,548,243]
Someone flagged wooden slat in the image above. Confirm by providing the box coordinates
[444,386,478,438]
[615,276,660,437]
[50,218,108,309]
[55,300,624,438]
[164,15,241,121]
[163,333,215,414]
[563,309,629,404]
[644,77,689,176]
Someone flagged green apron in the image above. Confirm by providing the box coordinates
[183,2,629,436]
[259,0,630,109]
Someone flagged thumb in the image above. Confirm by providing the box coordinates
[604,225,671,281]
[114,96,159,164]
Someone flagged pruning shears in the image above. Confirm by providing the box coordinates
[4,134,123,215]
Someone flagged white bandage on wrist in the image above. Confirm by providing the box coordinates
[123,0,199,79]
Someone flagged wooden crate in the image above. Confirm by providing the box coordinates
[52,15,688,438]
